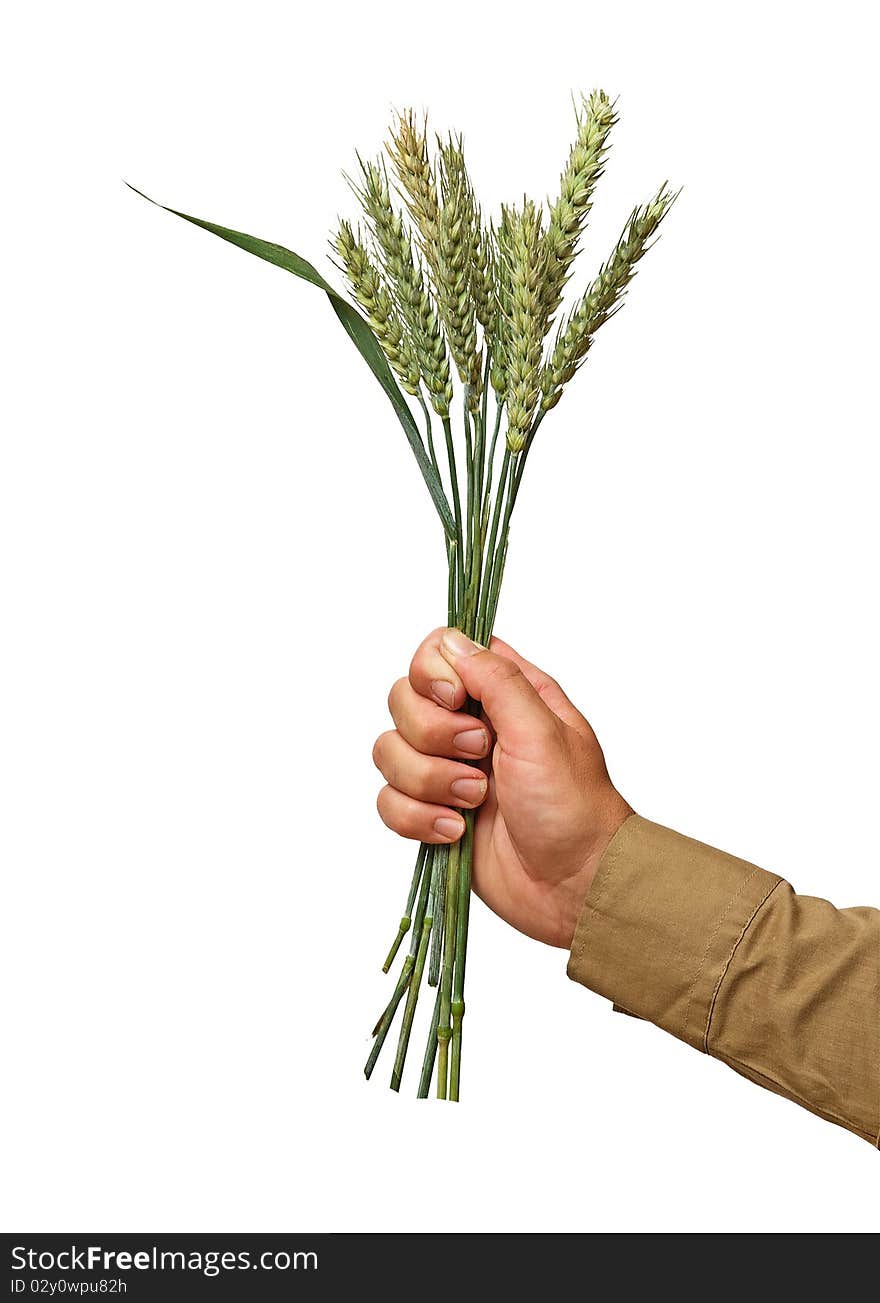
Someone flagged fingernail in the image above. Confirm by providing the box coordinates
[441,629,485,660]
[434,815,464,840]
[453,728,487,756]
[450,777,487,805]
[430,680,457,709]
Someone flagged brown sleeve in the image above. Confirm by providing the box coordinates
[567,814,880,1145]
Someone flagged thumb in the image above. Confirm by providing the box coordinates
[438,628,558,756]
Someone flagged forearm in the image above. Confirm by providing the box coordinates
[567,815,880,1145]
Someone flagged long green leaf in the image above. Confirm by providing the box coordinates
[126,183,454,537]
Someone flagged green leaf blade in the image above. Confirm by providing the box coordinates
[127,184,454,537]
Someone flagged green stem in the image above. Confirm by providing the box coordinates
[476,447,512,643]
[485,536,509,635]
[436,838,461,1099]
[473,369,488,532]
[510,409,544,504]
[481,411,545,637]
[366,835,432,1079]
[428,843,448,986]
[417,392,441,485]
[447,540,457,627]
[464,410,486,633]
[382,842,428,972]
[391,859,435,1094]
[480,401,504,540]
[391,878,433,1092]
[449,810,474,1101]
[484,460,515,635]
[442,415,466,615]
[371,398,540,1095]
[418,985,442,1098]
[479,350,491,488]
[464,402,474,580]
[365,956,412,1079]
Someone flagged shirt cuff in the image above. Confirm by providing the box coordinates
[567,814,782,1052]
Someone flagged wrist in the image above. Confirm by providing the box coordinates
[559,792,633,950]
[586,791,633,888]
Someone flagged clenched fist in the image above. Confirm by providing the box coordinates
[373,628,632,949]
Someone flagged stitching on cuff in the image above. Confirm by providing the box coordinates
[570,818,631,977]
[702,876,783,1054]
[682,866,767,1043]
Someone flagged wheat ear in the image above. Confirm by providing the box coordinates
[386,110,442,271]
[352,157,453,416]
[542,90,617,324]
[489,210,513,398]
[434,136,483,408]
[541,185,678,411]
[334,220,421,396]
[503,200,547,452]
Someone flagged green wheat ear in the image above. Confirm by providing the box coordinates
[333,219,421,396]
[386,110,442,270]
[541,185,679,411]
[502,199,548,453]
[435,135,483,409]
[543,89,617,325]
[349,158,452,417]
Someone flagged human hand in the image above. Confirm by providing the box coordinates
[373,628,632,949]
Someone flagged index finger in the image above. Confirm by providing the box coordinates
[409,627,469,711]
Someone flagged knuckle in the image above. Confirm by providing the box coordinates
[396,716,427,755]
[406,761,430,800]
[484,654,519,683]
[387,677,407,717]
[536,674,561,700]
[407,651,421,686]
[376,786,414,839]
[408,705,439,753]
[408,717,433,753]
[371,730,392,771]
[404,807,424,838]
[410,628,447,677]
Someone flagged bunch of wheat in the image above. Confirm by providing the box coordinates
[130,91,676,1100]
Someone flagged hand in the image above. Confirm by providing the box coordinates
[372,628,632,949]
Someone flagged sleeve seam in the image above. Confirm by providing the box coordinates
[702,876,784,1054]
[682,866,769,1046]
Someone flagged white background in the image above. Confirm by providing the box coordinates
[2,0,878,1234]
